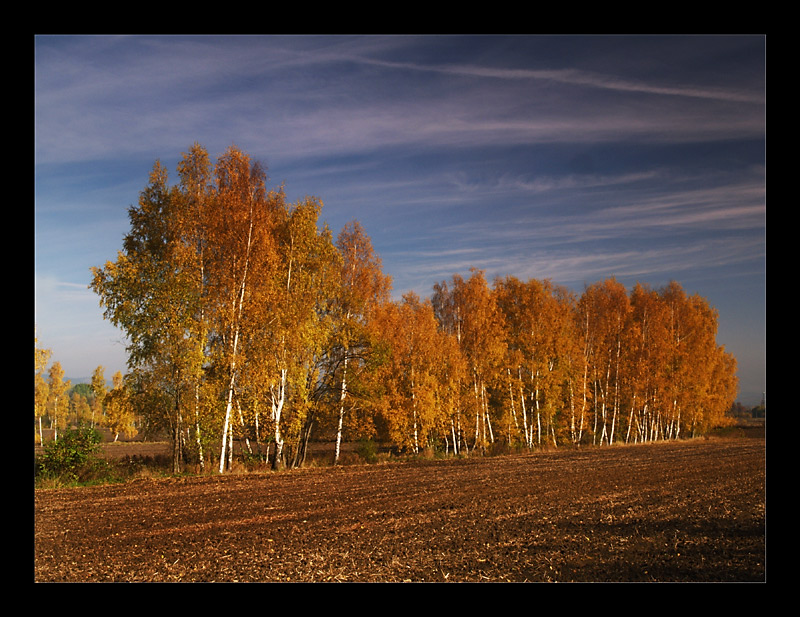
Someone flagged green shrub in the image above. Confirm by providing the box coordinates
[36,426,106,484]
[356,438,378,463]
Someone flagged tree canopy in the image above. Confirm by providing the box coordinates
[86,143,739,472]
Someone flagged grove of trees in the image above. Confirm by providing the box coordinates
[74,143,738,473]
[34,342,135,448]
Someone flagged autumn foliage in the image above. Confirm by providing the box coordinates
[89,144,738,472]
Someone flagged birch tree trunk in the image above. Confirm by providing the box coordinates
[472,371,481,451]
[236,399,253,455]
[625,392,636,444]
[271,368,287,470]
[482,382,493,445]
[518,369,530,448]
[534,371,542,447]
[507,368,519,442]
[194,383,205,471]
[219,352,238,472]
[609,335,621,445]
[52,395,59,442]
[172,401,184,474]
[412,371,420,454]
[334,355,348,465]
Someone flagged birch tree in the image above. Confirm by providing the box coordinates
[90,366,107,429]
[330,221,391,464]
[104,371,137,442]
[431,324,468,455]
[625,283,669,442]
[495,277,577,448]
[175,143,215,470]
[433,270,505,453]
[493,276,534,448]
[47,362,70,441]
[658,282,736,438]
[372,294,442,453]
[263,197,340,469]
[91,159,207,472]
[578,278,630,445]
[204,146,278,472]
[71,391,92,426]
[35,338,51,444]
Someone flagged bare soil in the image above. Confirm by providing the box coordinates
[34,436,766,582]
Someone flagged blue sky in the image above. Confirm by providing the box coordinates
[34,35,765,405]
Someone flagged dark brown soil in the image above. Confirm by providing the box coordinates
[34,436,766,582]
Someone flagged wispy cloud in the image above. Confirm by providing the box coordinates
[432,189,763,251]
[34,35,766,387]
[344,55,765,105]
[388,230,765,297]
[35,35,765,169]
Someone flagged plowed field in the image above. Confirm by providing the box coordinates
[34,437,766,582]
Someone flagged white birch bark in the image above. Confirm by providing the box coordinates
[219,332,239,472]
[625,392,636,444]
[412,369,419,454]
[482,382,493,444]
[334,355,348,465]
[472,371,481,450]
[610,334,621,445]
[271,367,287,469]
[578,359,588,445]
[507,368,519,434]
[333,303,353,466]
[518,369,530,449]
[227,422,233,469]
[534,370,542,447]
[568,378,577,444]
[195,383,204,471]
[236,398,253,455]
[53,395,59,442]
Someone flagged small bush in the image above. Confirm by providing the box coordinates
[356,438,378,463]
[36,426,106,485]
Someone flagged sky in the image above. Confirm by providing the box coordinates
[34,34,766,405]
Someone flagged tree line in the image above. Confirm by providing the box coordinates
[77,144,737,473]
[34,345,135,445]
